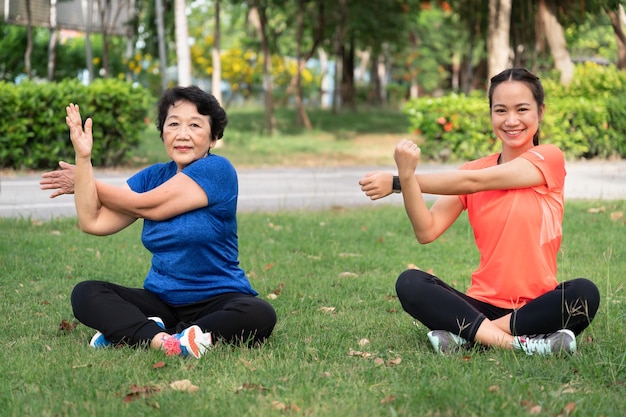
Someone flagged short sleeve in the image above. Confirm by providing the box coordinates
[181,155,238,206]
[520,144,565,193]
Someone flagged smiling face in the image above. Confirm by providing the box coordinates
[490,80,544,157]
[162,100,217,171]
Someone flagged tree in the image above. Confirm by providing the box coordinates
[605,3,626,69]
[248,1,277,135]
[212,0,223,103]
[47,0,59,81]
[536,0,574,84]
[175,0,192,85]
[487,0,511,79]
[24,0,33,79]
[286,0,327,128]
[155,0,169,91]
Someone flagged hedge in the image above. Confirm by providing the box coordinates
[0,79,152,169]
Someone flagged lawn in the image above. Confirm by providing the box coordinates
[1,200,625,416]
[130,107,416,169]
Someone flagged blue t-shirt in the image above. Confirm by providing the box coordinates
[126,154,257,305]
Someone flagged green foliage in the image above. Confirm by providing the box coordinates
[565,12,617,62]
[404,64,626,161]
[0,80,152,169]
[403,93,499,161]
[0,23,130,83]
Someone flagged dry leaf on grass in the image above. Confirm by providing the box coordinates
[271,401,300,412]
[272,283,284,295]
[385,357,402,366]
[559,401,576,416]
[240,357,257,371]
[121,384,160,403]
[348,349,374,358]
[587,206,605,213]
[58,319,77,331]
[170,379,199,392]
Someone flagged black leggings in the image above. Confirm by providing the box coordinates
[71,280,277,348]
[395,269,600,342]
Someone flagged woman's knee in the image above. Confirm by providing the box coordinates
[395,269,428,300]
[571,277,601,316]
[254,298,277,330]
[71,280,102,305]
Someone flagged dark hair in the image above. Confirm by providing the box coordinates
[488,68,544,146]
[156,85,228,140]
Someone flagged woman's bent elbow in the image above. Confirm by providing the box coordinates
[414,232,435,244]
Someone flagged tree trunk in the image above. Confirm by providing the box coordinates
[332,0,348,112]
[318,48,331,109]
[370,50,382,106]
[606,4,626,70]
[340,36,356,111]
[537,0,573,85]
[293,0,311,129]
[175,0,192,86]
[47,0,58,81]
[155,0,168,91]
[487,0,511,80]
[25,0,33,79]
[249,3,276,135]
[212,0,223,103]
[461,12,477,94]
[98,1,109,78]
[82,0,94,83]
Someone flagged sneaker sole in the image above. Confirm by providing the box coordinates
[181,325,212,359]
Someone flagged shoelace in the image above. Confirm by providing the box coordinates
[162,335,183,356]
[519,336,551,355]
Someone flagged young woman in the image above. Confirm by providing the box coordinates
[359,68,600,355]
[41,86,276,358]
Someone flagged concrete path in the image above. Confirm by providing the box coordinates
[0,160,624,220]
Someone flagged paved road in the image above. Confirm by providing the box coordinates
[1,160,624,220]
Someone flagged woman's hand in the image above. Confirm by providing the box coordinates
[66,104,93,159]
[40,161,75,198]
[393,139,421,178]
[359,171,394,200]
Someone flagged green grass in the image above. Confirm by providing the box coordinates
[2,200,626,416]
[129,107,413,168]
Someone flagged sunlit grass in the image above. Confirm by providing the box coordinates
[129,107,413,168]
[1,200,625,416]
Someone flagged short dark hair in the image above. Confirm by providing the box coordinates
[156,86,228,140]
[488,68,544,146]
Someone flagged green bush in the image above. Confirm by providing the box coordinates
[404,64,626,161]
[0,79,152,169]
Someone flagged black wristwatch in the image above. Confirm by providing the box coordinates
[392,175,401,193]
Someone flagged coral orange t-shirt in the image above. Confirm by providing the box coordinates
[458,144,566,309]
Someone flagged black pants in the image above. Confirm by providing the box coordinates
[395,269,600,342]
[71,280,277,347]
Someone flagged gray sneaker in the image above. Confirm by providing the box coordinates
[513,329,576,356]
[427,330,471,354]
